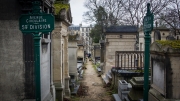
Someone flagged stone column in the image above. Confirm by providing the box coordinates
[100,40,105,72]
[52,22,64,101]
[50,31,56,101]
[50,33,56,101]
[63,36,71,98]
[94,45,96,61]
[100,40,105,63]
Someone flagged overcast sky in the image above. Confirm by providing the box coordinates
[70,0,89,26]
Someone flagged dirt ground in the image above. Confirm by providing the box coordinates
[70,59,114,101]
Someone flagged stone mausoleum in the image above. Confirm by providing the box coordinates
[149,40,180,101]
[103,26,138,74]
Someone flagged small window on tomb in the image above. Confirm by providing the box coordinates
[70,75,75,79]
[162,33,165,35]
[42,33,49,39]
[177,36,179,40]
[120,35,123,38]
[44,34,48,38]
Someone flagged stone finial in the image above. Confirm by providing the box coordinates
[155,21,158,28]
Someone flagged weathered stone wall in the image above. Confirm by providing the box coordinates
[169,56,180,99]
[0,1,24,100]
[105,34,136,73]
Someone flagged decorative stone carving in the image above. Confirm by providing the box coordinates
[60,9,66,19]
[52,32,61,39]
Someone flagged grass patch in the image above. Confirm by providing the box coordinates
[96,63,100,67]
[105,87,118,95]
[92,63,100,70]
[70,96,80,101]
[93,64,96,70]
[82,63,87,69]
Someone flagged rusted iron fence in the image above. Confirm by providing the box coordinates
[115,51,144,70]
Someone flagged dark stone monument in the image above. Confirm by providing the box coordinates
[128,77,151,101]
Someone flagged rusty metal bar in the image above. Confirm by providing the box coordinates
[131,53,132,68]
[121,54,122,68]
[117,54,119,67]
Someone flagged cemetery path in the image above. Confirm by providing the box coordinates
[77,59,113,101]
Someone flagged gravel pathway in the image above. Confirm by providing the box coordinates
[77,60,113,101]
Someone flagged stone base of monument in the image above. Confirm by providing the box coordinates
[149,89,180,101]
[149,89,166,101]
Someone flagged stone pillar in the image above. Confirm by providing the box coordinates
[50,34,56,101]
[52,22,64,101]
[100,40,105,73]
[63,36,71,98]
[100,40,105,63]
[94,45,96,61]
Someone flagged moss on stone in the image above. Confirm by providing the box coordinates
[156,40,180,49]
[53,1,70,15]
[68,34,78,41]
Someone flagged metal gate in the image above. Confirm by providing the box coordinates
[23,34,35,99]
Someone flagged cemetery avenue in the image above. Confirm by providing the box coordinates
[1,0,180,101]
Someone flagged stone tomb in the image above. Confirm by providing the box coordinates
[118,80,132,100]
[112,80,132,101]
[128,77,150,101]
[149,41,180,100]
